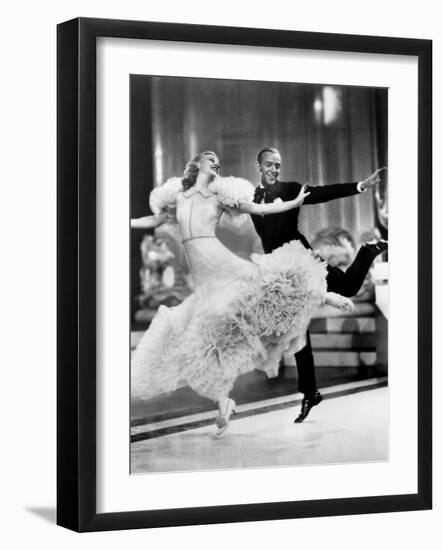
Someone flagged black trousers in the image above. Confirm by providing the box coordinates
[295,245,377,395]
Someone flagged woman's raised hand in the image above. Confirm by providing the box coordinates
[294,185,311,206]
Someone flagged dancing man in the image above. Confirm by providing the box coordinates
[250,147,387,423]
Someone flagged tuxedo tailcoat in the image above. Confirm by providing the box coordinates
[251,180,360,254]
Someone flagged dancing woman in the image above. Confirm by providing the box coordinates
[131,151,353,436]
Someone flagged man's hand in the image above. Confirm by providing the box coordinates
[360,167,387,191]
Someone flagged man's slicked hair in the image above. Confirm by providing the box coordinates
[256,147,280,164]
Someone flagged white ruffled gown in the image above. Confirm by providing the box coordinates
[132,177,327,402]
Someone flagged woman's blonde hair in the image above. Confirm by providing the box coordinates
[182,151,218,191]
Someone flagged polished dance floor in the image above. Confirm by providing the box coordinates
[131,386,388,474]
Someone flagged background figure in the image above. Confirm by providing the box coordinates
[312,227,382,303]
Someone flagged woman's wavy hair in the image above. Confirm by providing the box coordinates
[182,151,218,191]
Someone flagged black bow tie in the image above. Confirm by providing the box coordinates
[255,185,276,203]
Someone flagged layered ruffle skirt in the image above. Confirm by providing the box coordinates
[131,240,327,402]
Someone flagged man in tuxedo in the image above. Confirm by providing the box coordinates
[251,147,387,423]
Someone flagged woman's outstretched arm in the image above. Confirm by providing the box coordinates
[238,185,310,216]
[131,212,168,229]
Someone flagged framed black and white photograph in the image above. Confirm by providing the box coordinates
[57,17,432,532]
[129,74,389,474]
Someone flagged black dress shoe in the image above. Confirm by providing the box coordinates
[294,391,323,423]
[364,239,388,256]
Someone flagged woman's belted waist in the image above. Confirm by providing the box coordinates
[181,235,216,245]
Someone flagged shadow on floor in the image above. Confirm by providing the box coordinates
[26,507,56,524]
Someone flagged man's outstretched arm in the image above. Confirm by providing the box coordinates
[298,167,386,205]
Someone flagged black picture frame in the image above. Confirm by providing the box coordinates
[57,17,432,532]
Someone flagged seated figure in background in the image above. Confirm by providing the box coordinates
[311,226,383,304]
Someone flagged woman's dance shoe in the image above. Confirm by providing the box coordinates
[215,398,236,437]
